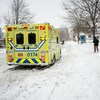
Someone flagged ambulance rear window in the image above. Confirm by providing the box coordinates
[16,33,24,44]
[28,33,36,44]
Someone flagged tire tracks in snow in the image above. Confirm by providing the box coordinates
[0,41,79,100]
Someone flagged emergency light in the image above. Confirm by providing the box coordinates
[35,26,39,29]
[40,26,45,30]
[8,27,12,31]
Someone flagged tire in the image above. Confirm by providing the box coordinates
[8,64,12,66]
[53,55,56,64]
[50,55,56,65]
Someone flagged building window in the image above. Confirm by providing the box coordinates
[28,33,36,44]
[16,33,24,44]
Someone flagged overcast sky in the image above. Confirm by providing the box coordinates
[0,0,67,29]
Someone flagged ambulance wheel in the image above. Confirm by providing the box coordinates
[60,49,61,54]
[8,64,11,66]
[53,55,56,63]
[51,55,56,65]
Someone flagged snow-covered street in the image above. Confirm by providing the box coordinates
[0,41,100,100]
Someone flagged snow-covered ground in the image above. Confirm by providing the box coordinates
[0,41,100,100]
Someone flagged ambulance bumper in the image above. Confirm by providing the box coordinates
[7,62,48,66]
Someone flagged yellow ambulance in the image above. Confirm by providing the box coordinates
[6,23,61,66]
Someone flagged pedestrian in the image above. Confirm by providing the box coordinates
[93,36,99,52]
[73,36,76,42]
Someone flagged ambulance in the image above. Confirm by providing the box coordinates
[6,23,61,66]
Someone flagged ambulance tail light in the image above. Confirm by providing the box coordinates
[8,54,12,62]
[41,54,45,62]
[40,26,45,30]
[8,27,12,31]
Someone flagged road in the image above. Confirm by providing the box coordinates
[0,41,100,100]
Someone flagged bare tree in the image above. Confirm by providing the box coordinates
[62,3,86,43]
[3,0,35,25]
[63,0,100,38]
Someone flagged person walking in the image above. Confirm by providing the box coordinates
[93,37,99,52]
[73,36,76,42]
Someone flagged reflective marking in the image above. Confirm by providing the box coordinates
[32,59,38,63]
[23,59,30,63]
[16,58,22,63]
[28,59,34,64]
[20,59,25,63]
[8,40,46,52]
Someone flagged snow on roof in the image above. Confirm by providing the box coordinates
[80,32,85,35]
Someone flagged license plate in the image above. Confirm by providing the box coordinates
[27,52,38,57]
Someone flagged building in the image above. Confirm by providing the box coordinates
[0,28,5,47]
[0,28,4,39]
[59,27,69,41]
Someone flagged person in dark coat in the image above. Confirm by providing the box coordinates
[93,37,99,52]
